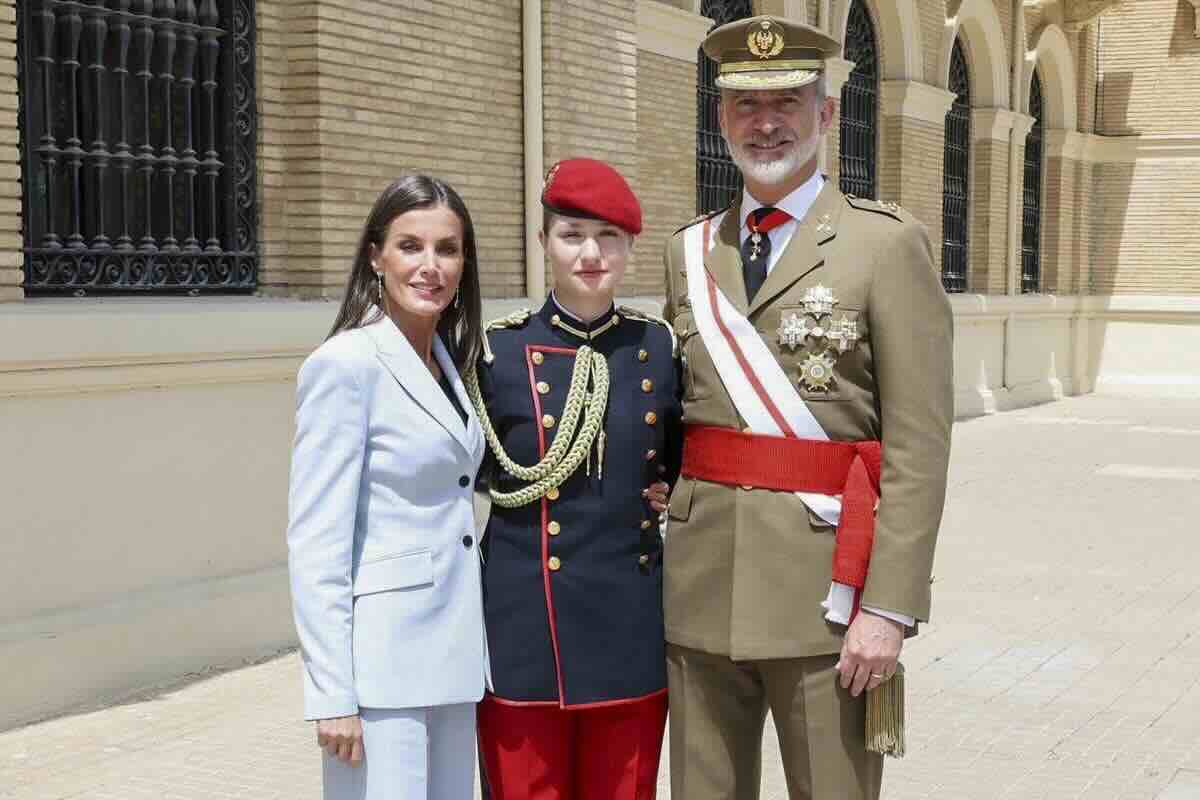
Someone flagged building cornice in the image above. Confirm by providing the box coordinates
[971,108,1021,142]
[880,80,957,126]
[1060,133,1200,163]
[637,0,711,64]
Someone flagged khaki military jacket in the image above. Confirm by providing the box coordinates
[661,180,953,660]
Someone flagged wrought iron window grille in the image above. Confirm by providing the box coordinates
[16,0,257,295]
[696,0,753,215]
[839,0,878,200]
[941,38,971,294]
[1021,72,1044,294]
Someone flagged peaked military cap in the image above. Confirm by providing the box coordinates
[702,15,841,91]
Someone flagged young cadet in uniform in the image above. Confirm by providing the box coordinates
[661,17,954,800]
[463,158,680,800]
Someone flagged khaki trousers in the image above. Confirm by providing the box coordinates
[666,644,882,800]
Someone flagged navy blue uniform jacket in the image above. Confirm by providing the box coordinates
[477,297,682,707]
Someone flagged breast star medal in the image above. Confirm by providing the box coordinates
[802,285,837,317]
[778,312,807,350]
[826,315,860,355]
[798,352,837,393]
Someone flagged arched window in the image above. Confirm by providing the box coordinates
[839,0,879,199]
[941,39,971,293]
[1021,72,1044,294]
[696,0,754,214]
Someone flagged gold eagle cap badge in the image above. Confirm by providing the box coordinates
[747,19,786,60]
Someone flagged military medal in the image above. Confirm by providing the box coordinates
[798,352,837,392]
[802,285,837,316]
[749,230,763,262]
[778,312,807,350]
[827,315,860,354]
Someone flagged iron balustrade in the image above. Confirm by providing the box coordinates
[1021,72,1044,294]
[941,38,971,293]
[839,0,878,200]
[17,0,257,295]
[696,0,752,215]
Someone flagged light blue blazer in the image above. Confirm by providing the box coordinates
[287,313,489,721]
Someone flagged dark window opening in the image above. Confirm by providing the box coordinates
[941,38,971,293]
[696,0,754,214]
[839,0,878,200]
[1021,71,1044,294]
[17,0,258,295]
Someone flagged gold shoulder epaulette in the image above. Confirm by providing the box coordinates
[845,195,907,222]
[485,308,531,332]
[618,305,678,358]
[480,308,531,364]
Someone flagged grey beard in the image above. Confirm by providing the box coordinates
[727,140,806,186]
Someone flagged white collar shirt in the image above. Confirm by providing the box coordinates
[738,172,825,275]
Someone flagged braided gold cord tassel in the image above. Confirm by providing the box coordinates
[865,662,905,758]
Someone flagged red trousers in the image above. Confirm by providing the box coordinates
[478,692,668,800]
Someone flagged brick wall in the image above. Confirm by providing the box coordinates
[0,0,19,301]
[1042,155,1081,295]
[969,137,1008,294]
[257,0,525,299]
[1098,0,1200,135]
[635,50,696,295]
[1090,159,1200,294]
[541,0,639,292]
[888,116,945,271]
[1076,26,1096,135]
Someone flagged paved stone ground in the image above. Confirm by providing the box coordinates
[5,393,1200,800]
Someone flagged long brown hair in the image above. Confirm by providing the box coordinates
[326,175,483,370]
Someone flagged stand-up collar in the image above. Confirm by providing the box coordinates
[537,294,621,343]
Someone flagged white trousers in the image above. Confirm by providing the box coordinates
[322,703,476,800]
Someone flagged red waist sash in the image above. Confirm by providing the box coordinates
[680,425,882,589]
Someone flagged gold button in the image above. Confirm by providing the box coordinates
[548,556,562,572]
[645,449,657,461]
[551,314,561,325]
[546,487,560,501]
[743,426,754,434]
[542,414,556,429]
[741,484,754,491]
[637,349,649,362]
[548,521,561,536]
[641,379,653,393]
[641,520,653,530]
[612,315,621,325]
[532,352,545,365]
[639,554,650,565]
[536,381,550,395]
[644,412,657,425]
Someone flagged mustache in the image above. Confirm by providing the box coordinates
[743,131,797,148]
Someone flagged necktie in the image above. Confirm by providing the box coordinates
[741,207,792,303]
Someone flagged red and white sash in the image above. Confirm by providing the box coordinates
[682,215,858,623]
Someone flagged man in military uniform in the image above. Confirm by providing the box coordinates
[661,16,954,800]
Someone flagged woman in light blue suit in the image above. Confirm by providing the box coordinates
[287,175,488,800]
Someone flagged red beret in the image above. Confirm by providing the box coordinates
[541,158,643,236]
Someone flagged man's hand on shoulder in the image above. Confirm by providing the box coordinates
[836,610,904,698]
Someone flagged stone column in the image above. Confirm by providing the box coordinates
[969,108,1017,295]
[1,0,22,301]
[1042,129,1088,295]
[879,79,955,271]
